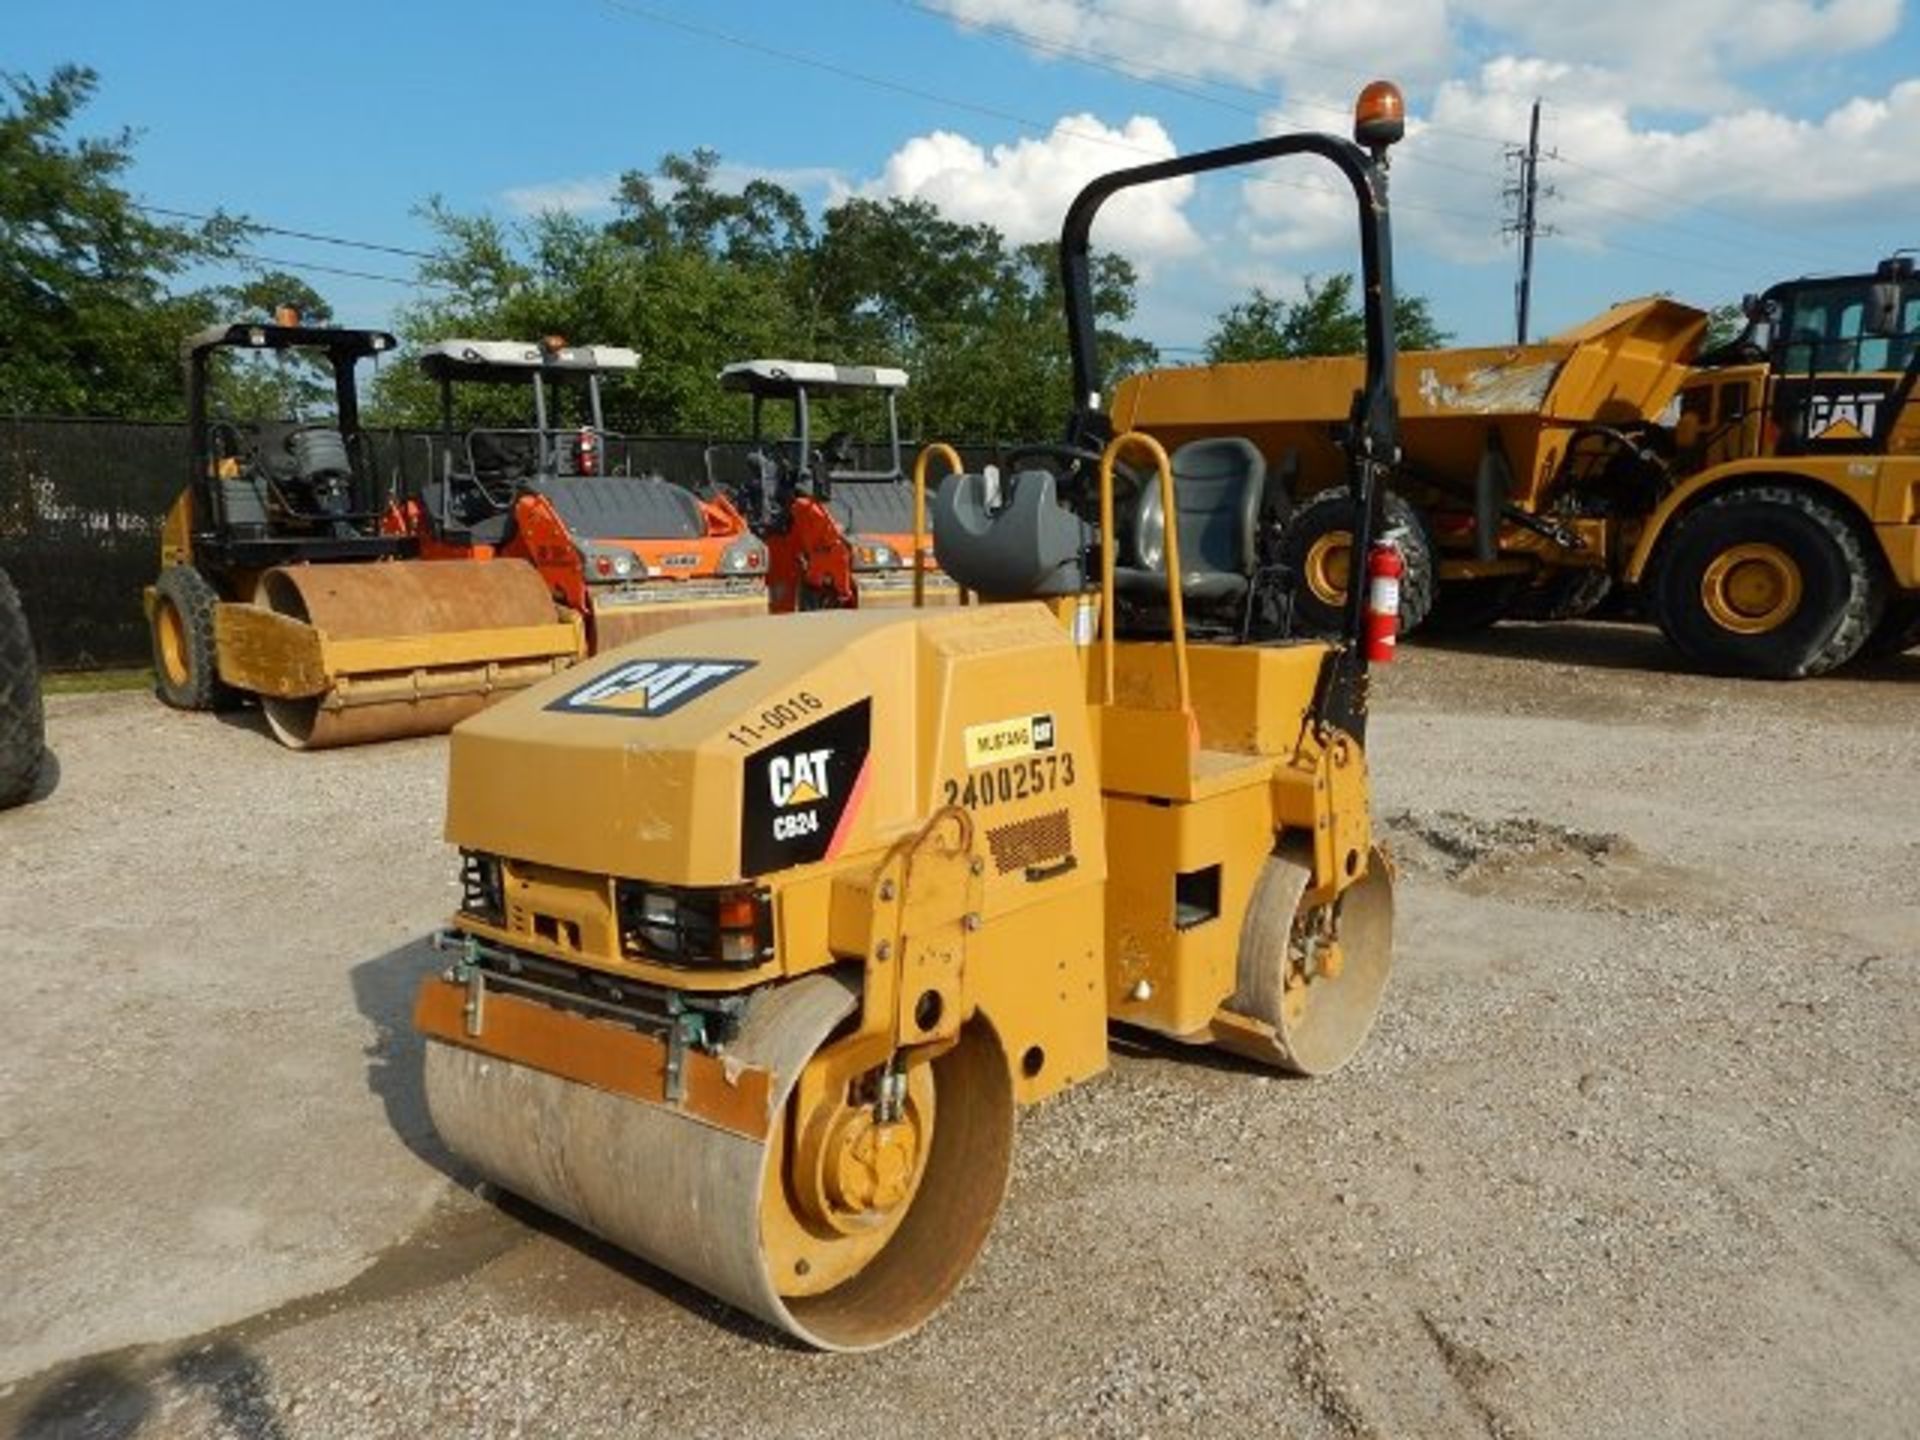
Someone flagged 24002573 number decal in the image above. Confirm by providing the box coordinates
[942,752,1077,810]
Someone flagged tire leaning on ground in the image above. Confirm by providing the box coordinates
[0,566,45,809]
[1650,484,1885,679]
[1279,489,1435,638]
[151,565,228,710]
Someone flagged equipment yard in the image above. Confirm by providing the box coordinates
[2,629,1915,1440]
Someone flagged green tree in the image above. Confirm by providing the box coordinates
[1203,273,1450,364]
[381,151,1155,444]
[203,272,340,419]
[0,64,247,417]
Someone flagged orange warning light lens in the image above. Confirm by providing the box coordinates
[1353,80,1406,150]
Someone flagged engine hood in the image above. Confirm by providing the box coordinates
[445,604,1072,886]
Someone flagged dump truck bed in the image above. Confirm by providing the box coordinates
[1113,297,1707,507]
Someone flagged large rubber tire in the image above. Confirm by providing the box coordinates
[1860,594,1920,660]
[1650,485,1885,679]
[151,565,229,711]
[1280,489,1435,638]
[0,567,45,810]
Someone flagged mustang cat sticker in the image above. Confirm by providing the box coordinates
[963,712,1055,768]
[548,659,753,717]
[741,700,872,875]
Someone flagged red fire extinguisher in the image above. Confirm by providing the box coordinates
[576,427,601,476]
[1363,540,1404,663]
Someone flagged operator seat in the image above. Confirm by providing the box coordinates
[1112,437,1266,606]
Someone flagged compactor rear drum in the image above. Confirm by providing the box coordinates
[1215,845,1394,1075]
[424,973,1015,1350]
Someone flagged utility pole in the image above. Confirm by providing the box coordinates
[1502,99,1553,344]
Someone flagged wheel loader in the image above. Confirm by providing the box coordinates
[412,82,1409,1349]
[1114,257,1920,677]
[400,338,769,650]
[147,318,583,748]
[712,360,957,610]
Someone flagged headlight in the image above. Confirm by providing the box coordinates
[615,881,772,968]
[855,541,899,569]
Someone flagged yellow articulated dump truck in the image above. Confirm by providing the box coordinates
[146,319,584,748]
[1115,256,1920,678]
[411,83,1411,1349]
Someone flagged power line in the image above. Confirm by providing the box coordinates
[232,252,451,290]
[1545,153,1837,268]
[134,203,439,262]
[897,0,1521,148]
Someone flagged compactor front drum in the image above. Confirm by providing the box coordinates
[228,560,578,748]
[423,973,1015,1350]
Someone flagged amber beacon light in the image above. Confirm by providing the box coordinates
[1353,80,1406,152]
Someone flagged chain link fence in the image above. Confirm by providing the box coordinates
[0,417,1011,669]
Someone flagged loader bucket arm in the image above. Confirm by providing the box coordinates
[1057,126,1401,737]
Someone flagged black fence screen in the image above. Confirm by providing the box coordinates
[0,417,1010,669]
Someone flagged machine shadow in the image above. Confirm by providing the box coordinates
[1412,617,1920,683]
[7,1341,290,1440]
[348,936,464,1175]
[345,938,804,1351]
[1408,619,1690,675]
[8,1359,151,1440]
[22,747,60,805]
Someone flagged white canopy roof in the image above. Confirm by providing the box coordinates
[719,359,910,397]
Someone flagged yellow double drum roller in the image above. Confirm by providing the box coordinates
[412,91,1410,1350]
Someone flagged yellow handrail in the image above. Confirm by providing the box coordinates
[910,442,964,609]
[1098,431,1189,713]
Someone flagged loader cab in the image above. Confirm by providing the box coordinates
[713,360,931,609]
[1730,259,1920,457]
[180,320,406,569]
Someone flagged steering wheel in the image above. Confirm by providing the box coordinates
[1003,441,1107,475]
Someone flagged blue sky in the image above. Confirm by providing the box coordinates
[11,0,1920,355]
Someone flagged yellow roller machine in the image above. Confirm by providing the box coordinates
[147,318,583,747]
[412,84,1410,1348]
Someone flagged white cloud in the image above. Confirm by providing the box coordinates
[924,0,1900,111]
[861,113,1201,260]
[501,175,620,217]
[1452,0,1901,109]
[931,0,1453,94]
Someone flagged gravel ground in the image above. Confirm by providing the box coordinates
[1,621,1916,1440]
